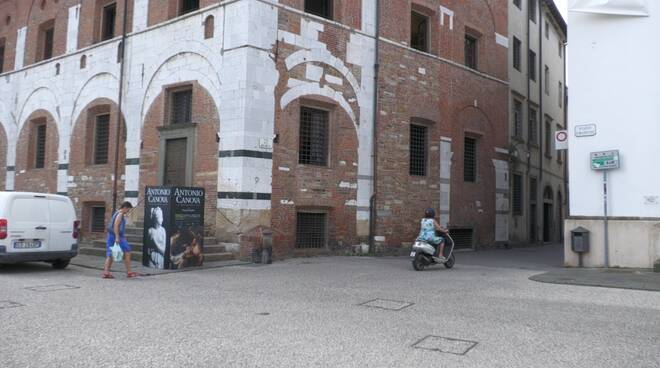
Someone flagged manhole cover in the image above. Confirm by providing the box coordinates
[25,284,80,292]
[359,299,414,311]
[413,335,478,355]
[0,300,25,309]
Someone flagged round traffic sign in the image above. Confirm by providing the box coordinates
[556,131,568,142]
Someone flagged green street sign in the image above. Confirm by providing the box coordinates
[590,150,620,170]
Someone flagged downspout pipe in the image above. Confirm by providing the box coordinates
[368,0,381,254]
[112,0,129,213]
[537,3,544,245]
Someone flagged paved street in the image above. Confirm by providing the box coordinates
[1,245,658,368]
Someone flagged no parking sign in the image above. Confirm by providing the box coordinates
[555,130,568,150]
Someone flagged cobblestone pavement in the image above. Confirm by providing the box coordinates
[1,245,658,368]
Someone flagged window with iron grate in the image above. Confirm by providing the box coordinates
[449,228,473,249]
[296,212,327,249]
[94,114,110,165]
[513,100,523,139]
[101,3,117,41]
[464,137,477,182]
[464,34,478,69]
[528,107,537,144]
[0,40,5,74]
[410,11,429,53]
[35,123,47,169]
[305,0,333,19]
[512,37,521,71]
[409,124,427,176]
[179,0,199,15]
[170,89,193,125]
[512,174,523,215]
[91,206,106,232]
[299,107,328,166]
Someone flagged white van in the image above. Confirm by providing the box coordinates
[0,192,79,269]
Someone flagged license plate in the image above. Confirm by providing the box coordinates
[410,251,416,257]
[13,240,41,249]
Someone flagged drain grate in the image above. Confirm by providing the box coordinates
[0,300,25,309]
[413,335,478,355]
[359,298,414,311]
[25,284,80,292]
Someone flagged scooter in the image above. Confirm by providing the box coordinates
[410,231,455,271]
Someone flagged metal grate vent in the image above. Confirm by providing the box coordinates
[296,212,326,249]
[409,124,427,176]
[299,107,328,166]
[463,137,476,182]
[91,206,106,233]
[94,114,110,165]
[449,228,473,249]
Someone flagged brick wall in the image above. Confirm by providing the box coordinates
[77,0,134,49]
[23,0,76,66]
[279,0,362,30]
[147,0,218,26]
[68,98,126,239]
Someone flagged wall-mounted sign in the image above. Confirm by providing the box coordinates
[555,130,568,150]
[575,124,597,137]
[590,150,620,170]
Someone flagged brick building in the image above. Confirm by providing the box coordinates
[0,0,509,258]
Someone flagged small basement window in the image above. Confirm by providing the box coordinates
[91,206,106,232]
[296,212,327,249]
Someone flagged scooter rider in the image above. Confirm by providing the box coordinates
[416,208,449,262]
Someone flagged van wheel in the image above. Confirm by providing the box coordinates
[52,259,70,269]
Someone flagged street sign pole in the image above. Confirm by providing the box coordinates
[603,171,609,267]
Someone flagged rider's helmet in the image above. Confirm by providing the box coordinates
[424,208,435,218]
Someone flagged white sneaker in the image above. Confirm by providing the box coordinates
[433,256,446,262]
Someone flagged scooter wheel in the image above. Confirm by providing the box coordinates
[412,254,425,271]
[444,254,455,269]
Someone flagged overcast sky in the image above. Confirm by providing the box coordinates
[553,0,569,21]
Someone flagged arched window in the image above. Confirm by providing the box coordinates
[80,55,87,69]
[55,63,60,75]
[204,15,214,39]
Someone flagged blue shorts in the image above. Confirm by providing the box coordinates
[106,235,132,257]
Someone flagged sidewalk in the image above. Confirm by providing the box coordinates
[70,254,249,276]
[529,268,660,292]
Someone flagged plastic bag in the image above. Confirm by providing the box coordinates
[111,242,124,262]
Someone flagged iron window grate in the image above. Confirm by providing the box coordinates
[513,37,521,70]
[304,0,333,19]
[94,114,110,165]
[513,100,523,138]
[35,124,47,169]
[101,3,117,41]
[296,212,327,249]
[170,89,192,125]
[0,44,5,74]
[91,206,106,233]
[528,108,537,144]
[43,27,54,60]
[449,228,473,249]
[180,0,200,15]
[409,124,427,176]
[299,107,328,166]
[411,12,429,52]
[512,174,522,216]
[464,137,477,182]
[464,35,478,69]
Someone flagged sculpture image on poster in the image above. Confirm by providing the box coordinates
[169,187,205,269]
[143,186,171,269]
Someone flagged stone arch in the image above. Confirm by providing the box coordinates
[15,109,59,193]
[281,84,357,131]
[17,86,61,133]
[140,50,221,132]
[71,72,120,128]
[69,97,127,239]
[285,49,362,106]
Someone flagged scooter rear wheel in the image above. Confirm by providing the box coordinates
[412,253,426,271]
[444,254,455,269]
